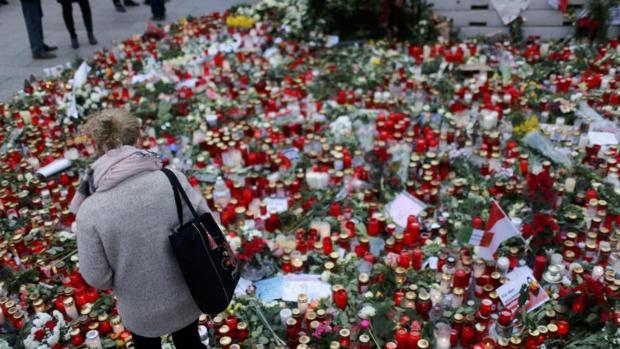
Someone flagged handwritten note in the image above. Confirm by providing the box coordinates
[387,192,427,227]
[264,197,289,213]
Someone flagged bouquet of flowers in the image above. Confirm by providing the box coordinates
[23,311,68,349]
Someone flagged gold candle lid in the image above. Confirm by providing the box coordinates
[417,339,429,349]
[219,336,232,346]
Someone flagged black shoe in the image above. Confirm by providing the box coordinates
[143,0,150,4]
[33,51,57,60]
[151,15,165,22]
[124,0,139,6]
[0,0,8,5]
[43,44,58,52]
[71,36,79,49]
[115,4,126,12]
[88,32,98,45]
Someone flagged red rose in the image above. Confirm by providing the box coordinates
[34,328,45,341]
[45,320,56,330]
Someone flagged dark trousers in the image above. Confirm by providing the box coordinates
[21,0,45,55]
[149,0,165,17]
[59,0,93,37]
[131,321,206,349]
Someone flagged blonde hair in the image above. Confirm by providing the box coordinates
[82,109,141,154]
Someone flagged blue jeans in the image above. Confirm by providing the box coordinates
[150,0,165,17]
[21,0,45,55]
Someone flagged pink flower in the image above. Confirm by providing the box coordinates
[360,319,370,329]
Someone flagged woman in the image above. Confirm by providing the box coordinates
[72,109,207,349]
[57,0,97,49]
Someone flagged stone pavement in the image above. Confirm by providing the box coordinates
[0,0,252,102]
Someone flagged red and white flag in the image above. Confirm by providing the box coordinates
[469,201,521,260]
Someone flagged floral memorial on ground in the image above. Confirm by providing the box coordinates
[1,0,620,348]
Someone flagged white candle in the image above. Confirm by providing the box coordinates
[85,330,103,349]
[111,315,124,334]
[423,45,431,60]
[565,177,576,193]
[436,337,451,349]
[317,221,331,239]
[497,257,510,274]
[481,111,498,130]
[280,308,292,326]
[434,323,451,349]
[592,265,604,280]
[63,297,79,320]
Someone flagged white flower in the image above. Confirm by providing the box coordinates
[227,236,241,251]
[329,115,353,143]
[358,305,376,319]
[364,291,374,299]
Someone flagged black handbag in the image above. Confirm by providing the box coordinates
[161,168,240,314]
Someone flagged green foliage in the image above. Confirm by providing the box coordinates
[305,0,438,43]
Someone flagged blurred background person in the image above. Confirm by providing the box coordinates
[112,0,139,13]
[20,0,57,59]
[57,0,97,49]
[149,0,165,21]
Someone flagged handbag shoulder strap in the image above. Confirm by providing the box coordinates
[161,168,199,225]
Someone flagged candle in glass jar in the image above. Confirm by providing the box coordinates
[412,249,423,270]
[298,294,309,313]
[63,297,79,320]
[110,315,124,334]
[435,323,451,349]
[280,308,292,326]
[557,320,569,337]
[84,330,103,349]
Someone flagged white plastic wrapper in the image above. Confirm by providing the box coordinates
[522,131,572,167]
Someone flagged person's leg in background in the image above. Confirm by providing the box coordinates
[171,321,206,349]
[149,0,165,21]
[112,0,125,12]
[124,0,139,7]
[131,332,162,349]
[77,0,97,45]
[21,0,54,59]
[59,0,79,48]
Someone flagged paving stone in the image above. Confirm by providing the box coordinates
[0,0,253,102]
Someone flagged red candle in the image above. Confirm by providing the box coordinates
[411,249,423,270]
[453,268,468,288]
[498,309,513,327]
[367,218,380,237]
[557,320,569,337]
[333,286,348,310]
[399,251,411,268]
[479,299,492,317]
[408,330,421,349]
[533,255,547,280]
[460,325,475,348]
[415,139,426,154]
[472,216,484,229]
[395,328,408,349]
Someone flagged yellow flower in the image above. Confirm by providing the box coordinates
[226,15,256,29]
[514,115,539,136]
[370,57,381,66]
[179,16,188,27]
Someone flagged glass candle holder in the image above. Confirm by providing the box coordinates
[434,323,451,349]
[85,330,103,349]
